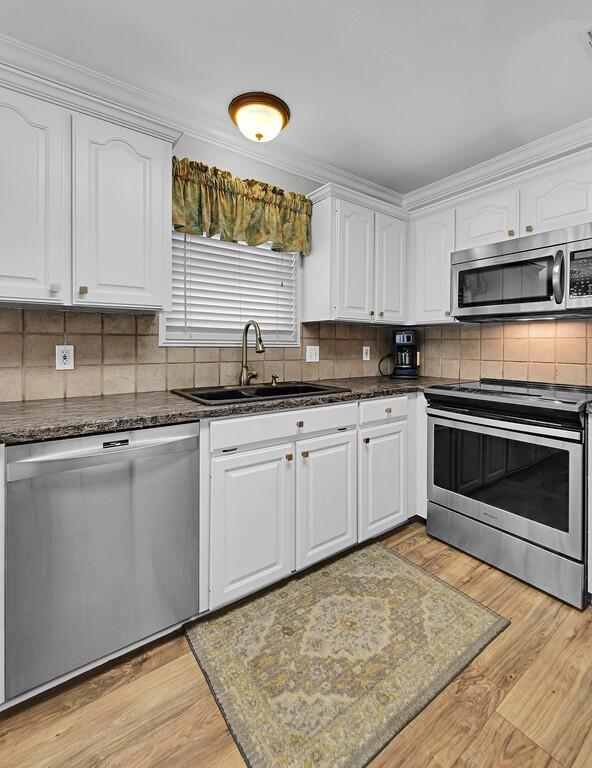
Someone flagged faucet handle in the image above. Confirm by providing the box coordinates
[271,374,279,386]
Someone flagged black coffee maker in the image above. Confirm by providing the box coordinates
[378,330,419,379]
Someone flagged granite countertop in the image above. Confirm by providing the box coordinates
[0,376,455,445]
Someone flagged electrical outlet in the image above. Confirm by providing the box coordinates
[305,345,319,363]
[56,345,74,370]
[362,345,371,361]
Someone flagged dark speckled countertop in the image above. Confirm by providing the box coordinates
[0,376,457,445]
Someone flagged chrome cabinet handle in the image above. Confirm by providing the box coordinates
[379,311,384,317]
[369,310,375,317]
[362,437,370,444]
[507,228,515,237]
[552,249,565,304]
[525,224,534,232]
[296,420,304,428]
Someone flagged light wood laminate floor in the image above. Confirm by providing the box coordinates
[1,521,591,768]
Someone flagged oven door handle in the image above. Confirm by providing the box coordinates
[426,407,582,443]
[552,249,565,304]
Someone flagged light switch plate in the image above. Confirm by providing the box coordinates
[362,345,371,361]
[56,345,74,370]
[305,345,319,363]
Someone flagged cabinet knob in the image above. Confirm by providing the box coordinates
[78,285,89,295]
[362,437,370,444]
[49,283,61,294]
[507,228,515,237]
[369,310,375,317]
[385,407,392,414]
[301,450,309,459]
[296,420,304,428]
[285,453,294,462]
[379,311,384,317]
[525,224,534,233]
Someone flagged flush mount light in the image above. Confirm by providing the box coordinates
[228,92,290,143]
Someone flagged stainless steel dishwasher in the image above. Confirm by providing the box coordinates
[4,422,199,701]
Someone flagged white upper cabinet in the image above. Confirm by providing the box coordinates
[0,85,173,311]
[302,184,407,324]
[519,161,592,236]
[0,87,68,304]
[455,188,519,251]
[72,114,170,309]
[335,199,375,321]
[375,212,405,323]
[410,208,455,324]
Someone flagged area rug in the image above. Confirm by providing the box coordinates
[185,543,509,768]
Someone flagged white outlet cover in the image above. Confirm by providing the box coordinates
[56,344,74,370]
[305,345,319,363]
[362,345,371,361]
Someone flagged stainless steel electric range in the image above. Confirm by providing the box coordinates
[423,379,592,608]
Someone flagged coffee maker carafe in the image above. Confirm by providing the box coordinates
[378,330,419,379]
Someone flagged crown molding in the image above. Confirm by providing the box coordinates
[0,33,404,207]
[403,116,592,212]
[308,182,408,219]
[3,32,592,214]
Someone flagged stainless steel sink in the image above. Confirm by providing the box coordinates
[172,381,351,405]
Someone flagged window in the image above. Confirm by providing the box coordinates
[163,232,299,346]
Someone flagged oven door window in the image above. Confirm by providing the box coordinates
[457,255,553,308]
[433,423,569,532]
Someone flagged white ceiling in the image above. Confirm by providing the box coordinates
[2,0,592,193]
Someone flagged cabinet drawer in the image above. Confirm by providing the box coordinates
[359,396,407,425]
[211,402,359,451]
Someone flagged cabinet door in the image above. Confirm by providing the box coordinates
[375,212,405,323]
[411,208,455,323]
[210,444,294,609]
[455,188,518,250]
[296,430,357,569]
[72,113,169,309]
[335,199,375,321]
[359,421,407,541]
[520,161,592,236]
[0,87,68,304]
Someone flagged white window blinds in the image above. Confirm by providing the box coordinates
[165,232,299,346]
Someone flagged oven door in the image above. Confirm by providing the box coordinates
[451,245,566,318]
[427,410,583,559]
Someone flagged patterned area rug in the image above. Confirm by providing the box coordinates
[186,543,509,768]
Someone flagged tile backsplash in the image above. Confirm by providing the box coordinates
[0,309,392,402]
[418,318,592,385]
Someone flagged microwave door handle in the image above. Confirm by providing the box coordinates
[552,249,565,304]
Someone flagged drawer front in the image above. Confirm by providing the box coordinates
[359,396,407,425]
[211,402,359,451]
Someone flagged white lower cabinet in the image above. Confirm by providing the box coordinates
[210,444,295,609]
[208,400,412,610]
[296,431,357,570]
[358,421,407,541]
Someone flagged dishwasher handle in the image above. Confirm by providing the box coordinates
[6,433,198,482]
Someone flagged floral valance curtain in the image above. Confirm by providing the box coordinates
[172,157,312,256]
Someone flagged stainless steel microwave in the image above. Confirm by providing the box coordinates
[450,222,592,320]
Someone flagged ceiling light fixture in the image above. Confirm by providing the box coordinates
[228,92,290,143]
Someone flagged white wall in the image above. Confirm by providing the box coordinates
[175,134,320,196]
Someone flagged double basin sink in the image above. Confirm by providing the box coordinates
[172,381,350,406]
